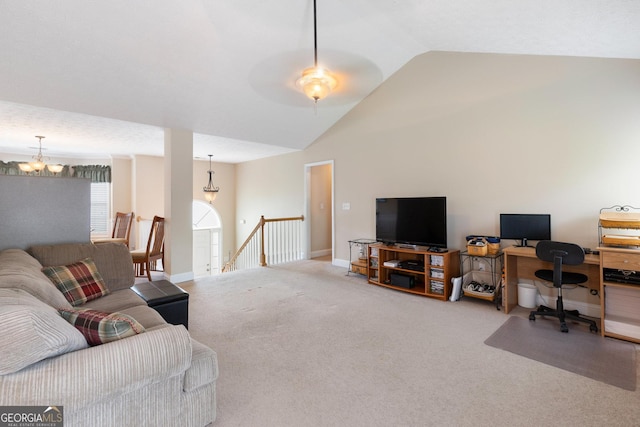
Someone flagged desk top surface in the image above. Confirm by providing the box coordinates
[502,245,600,265]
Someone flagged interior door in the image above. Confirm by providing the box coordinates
[193,229,212,277]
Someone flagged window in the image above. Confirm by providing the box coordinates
[90,182,110,234]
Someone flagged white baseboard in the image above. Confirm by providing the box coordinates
[167,271,195,284]
[333,258,349,269]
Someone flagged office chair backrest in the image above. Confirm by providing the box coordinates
[535,240,585,288]
[535,240,585,265]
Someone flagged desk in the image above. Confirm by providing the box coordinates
[502,246,600,314]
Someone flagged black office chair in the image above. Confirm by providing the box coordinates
[528,240,599,333]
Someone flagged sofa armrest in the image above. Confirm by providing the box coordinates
[0,325,192,409]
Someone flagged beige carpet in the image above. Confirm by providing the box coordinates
[181,259,640,427]
[485,316,636,391]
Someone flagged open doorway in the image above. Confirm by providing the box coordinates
[304,161,334,261]
[193,200,222,277]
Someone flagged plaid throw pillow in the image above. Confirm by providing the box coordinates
[58,308,145,346]
[42,258,109,306]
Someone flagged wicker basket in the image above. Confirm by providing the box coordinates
[600,212,640,229]
[602,234,640,247]
[467,238,488,256]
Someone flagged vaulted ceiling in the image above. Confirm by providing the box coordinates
[1,1,638,163]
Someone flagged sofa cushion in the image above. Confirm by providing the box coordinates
[118,304,169,330]
[29,242,135,291]
[42,258,109,306]
[58,308,145,346]
[0,288,88,375]
[81,288,147,312]
[0,249,72,309]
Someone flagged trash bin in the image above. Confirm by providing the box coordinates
[517,283,537,308]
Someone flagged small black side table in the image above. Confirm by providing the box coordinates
[131,280,189,329]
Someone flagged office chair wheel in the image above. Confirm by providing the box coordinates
[590,324,598,333]
[560,322,569,333]
[529,313,536,321]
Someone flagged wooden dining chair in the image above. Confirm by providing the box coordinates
[113,211,134,247]
[131,215,165,281]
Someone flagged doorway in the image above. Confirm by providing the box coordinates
[304,161,334,261]
[192,200,222,277]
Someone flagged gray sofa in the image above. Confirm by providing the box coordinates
[0,242,218,426]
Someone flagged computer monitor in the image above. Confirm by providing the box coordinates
[499,214,551,247]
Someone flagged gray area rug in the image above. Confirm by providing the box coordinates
[485,316,636,391]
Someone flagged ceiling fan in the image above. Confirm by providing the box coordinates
[247,0,383,108]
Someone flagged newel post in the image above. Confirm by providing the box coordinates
[259,215,267,266]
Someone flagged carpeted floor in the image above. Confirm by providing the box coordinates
[181,259,640,427]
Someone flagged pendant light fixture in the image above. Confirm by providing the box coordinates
[203,154,219,203]
[296,0,337,105]
[18,136,63,174]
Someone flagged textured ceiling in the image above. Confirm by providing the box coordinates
[0,0,638,163]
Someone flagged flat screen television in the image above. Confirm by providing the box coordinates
[499,213,551,247]
[376,197,447,248]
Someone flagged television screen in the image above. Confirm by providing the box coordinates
[376,197,447,248]
[499,214,551,247]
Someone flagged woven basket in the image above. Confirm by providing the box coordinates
[600,212,640,229]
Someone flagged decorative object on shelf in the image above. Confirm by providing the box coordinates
[18,136,63,174]
[598,205,640,247]
[203,154,219,203]
[296,0,338,106]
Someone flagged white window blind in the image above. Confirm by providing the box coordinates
[90,182,110,234]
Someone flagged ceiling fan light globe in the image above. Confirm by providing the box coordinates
[297,67,337,101]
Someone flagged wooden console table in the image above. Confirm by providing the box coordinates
[502,246,600,314]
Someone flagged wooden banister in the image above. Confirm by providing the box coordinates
[223,215,304,273]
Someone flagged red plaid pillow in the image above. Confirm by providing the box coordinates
[58,308,145,346]
[42,258,109,306]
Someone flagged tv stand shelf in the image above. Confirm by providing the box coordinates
[368,244,460,300]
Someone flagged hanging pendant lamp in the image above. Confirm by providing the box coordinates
[203,154,219,203]
[296,0,337,104]
[18,136,63,174]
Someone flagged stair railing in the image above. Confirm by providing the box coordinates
[222,215,305,272]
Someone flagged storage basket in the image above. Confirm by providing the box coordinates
[599,212,640,229]
[467,238,487,256]
[601,234,640,247]
[462,271,498,301]
[486,236,500,255]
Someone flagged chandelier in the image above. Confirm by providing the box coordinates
[296,0,337,104]
[203,154,219,203]
[18,136,63,174]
